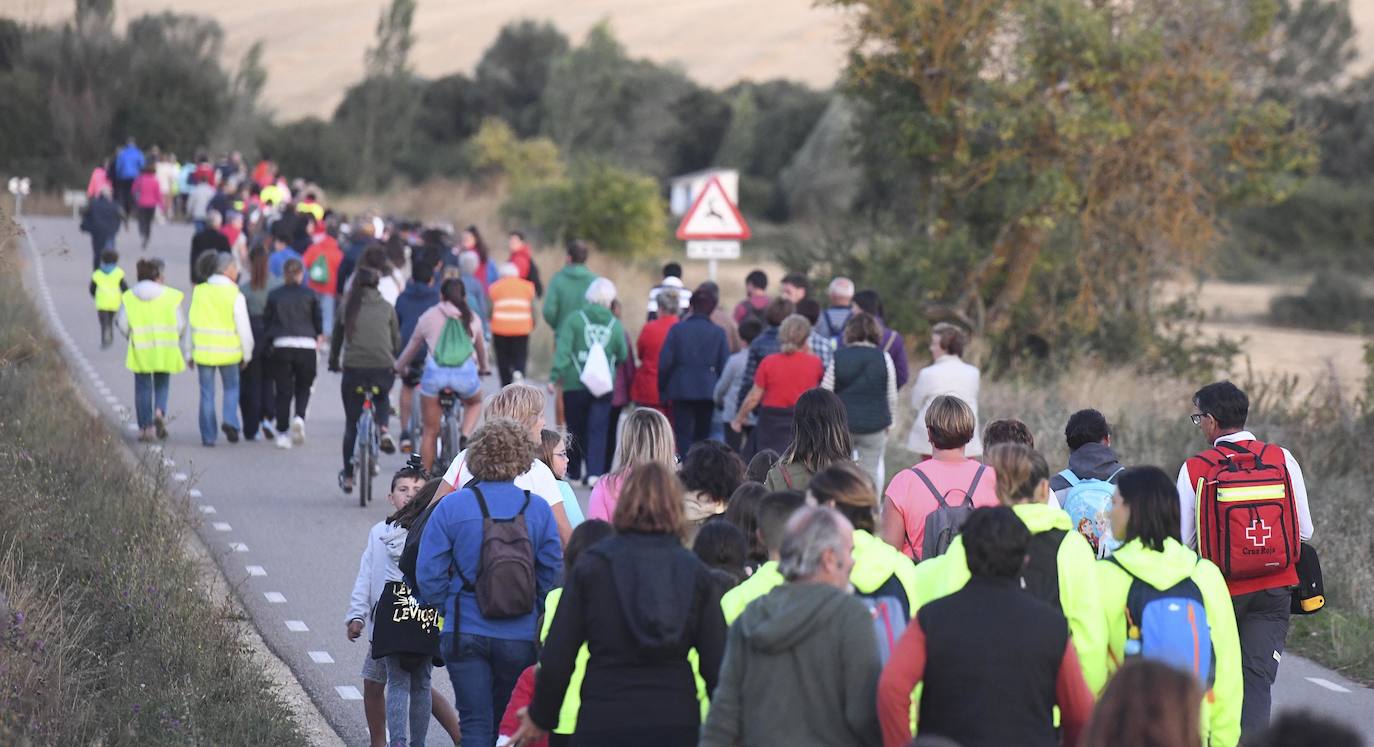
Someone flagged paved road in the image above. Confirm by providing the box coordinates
[17,214,1374,744]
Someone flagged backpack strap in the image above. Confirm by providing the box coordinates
[963,465,986,507]
[781,465,795,490]
[909,467,947,507]
[882,330,896,354]
[1058,469,1081,488]
[517,490,531,515]
[471,485,491,519]
[1107,467,1125,483]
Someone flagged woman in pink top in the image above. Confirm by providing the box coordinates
[881,394,999,560]
[586,407,676,521]
[394,279,490,472]
[131,165,163,250]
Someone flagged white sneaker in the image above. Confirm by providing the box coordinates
[275,433,293,450]
[586,474,600,489]
[290,416,305,445]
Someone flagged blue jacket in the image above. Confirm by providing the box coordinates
[395,280,440,343]
[416,481,562,641]
[268,248,303,279]
[658,314,729,402]
[115,146,145,180]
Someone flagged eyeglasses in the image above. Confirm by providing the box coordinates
[553,451,568,458]
[1189,412,1210,426]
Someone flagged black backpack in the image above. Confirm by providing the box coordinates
[458,486,537,620]
[1019,529,1067,609]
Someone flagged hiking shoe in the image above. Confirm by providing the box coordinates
[338,470,353,494]
[275,434,293,450]
[290,416,305,445]
[221,424,240,443]
[398,431,414,454]
[379,432,396,454]
[261,420,275,439]
[153,411,167,440]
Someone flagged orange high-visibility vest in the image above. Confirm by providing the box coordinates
[488,277,536,337]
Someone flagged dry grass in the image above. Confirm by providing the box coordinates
[0,215,307,745]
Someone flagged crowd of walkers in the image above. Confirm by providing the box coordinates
[78,143,1352,747]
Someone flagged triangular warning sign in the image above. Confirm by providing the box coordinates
[676,177,751,241]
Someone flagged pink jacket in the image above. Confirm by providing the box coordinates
[586,472,628,522]
[132,173,162,208]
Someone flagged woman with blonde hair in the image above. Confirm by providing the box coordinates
[438,382,573,544]
[587,407,677,522]
[730,314,823,458]
[880,394,998,560]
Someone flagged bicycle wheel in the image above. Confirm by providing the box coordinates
[439,409,461,473]
[355,411,373,508]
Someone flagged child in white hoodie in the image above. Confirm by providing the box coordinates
[347,465,456,747]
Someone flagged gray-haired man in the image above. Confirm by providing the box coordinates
[701,507,882,747]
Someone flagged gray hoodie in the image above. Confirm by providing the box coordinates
[1049,442,1125,506]
[700,582,882,747]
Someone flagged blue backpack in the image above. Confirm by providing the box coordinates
[1058,467,1123,558]
[859,594,909,666]
[1107,557,1214,685]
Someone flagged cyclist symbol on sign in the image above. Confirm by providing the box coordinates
[1245,518,1271,547]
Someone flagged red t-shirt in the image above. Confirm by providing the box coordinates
[300,237,343,297]
[754,350,823,408]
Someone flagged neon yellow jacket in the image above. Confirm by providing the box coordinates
[1097,538,1242,747]
[912,502,1109,693]
[721,530,919,625]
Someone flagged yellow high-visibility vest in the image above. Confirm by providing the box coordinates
[91,267,125,312]
[123,287,186,374]
[189,282,243,366]
[296,201,323,221]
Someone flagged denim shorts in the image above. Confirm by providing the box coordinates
[361,644,386,683]
[419,357,480,399]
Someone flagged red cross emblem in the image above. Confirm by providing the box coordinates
[1246,518,1271,547]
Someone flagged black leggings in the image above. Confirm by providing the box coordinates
[340,367,394,475]
[271,347,317,432]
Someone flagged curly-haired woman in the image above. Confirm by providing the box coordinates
[679,440,745,546]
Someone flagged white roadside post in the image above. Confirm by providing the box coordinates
[675,176,750,282]
[8,177,30,218]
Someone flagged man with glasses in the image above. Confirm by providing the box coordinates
[1178,381,1314,740]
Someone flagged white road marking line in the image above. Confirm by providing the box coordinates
[246,565,266,577]
[228,542,249,552]
[335,685,362,700]
[189,489,203,498]
[1306,677,1351,693]
[211,522,231,531]
[104,395,118,404]
[125,423,140,433]
[286,620,309,632]
[173,472,188,482]
[309,651,335,664]
[162,458,175,467]
[198,505,216,514]
[264,592,286,603]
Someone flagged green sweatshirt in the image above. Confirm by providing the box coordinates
[552,304,628,392]
[911,502,1109,694]
[1097,538,1242,747]
[541,264,598,334]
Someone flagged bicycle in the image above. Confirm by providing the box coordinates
[436,387,463,474]
[352,386,382,508]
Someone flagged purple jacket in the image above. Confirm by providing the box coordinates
[879,324,910,390]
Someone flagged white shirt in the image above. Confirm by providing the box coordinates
[204,274,255,363]
[906,354,982,456]
[1175,430,1314,549]
[442,449,564,508]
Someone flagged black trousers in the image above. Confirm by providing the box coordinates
[671,399,715,456]
[97,310,115,348]
[113,178,134,217]
[340,367,394,475]
[492,334,529,387]
[270,347,317,432]
[238,317,275,439]
[1233,587,1291,738]
[136,206,155,243]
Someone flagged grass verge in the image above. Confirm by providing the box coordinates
[0,220,308,744]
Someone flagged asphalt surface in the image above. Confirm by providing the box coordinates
[17,214,1374,744]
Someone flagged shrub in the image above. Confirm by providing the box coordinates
[1268,271,1372,332]
[468,118,563,189]
[506,158,668,257]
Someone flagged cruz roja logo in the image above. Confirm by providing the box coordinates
[1242,518,1275,555]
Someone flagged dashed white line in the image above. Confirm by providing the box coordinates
[228,542,249,552]
[189,489,203,498]
[285,620,309,632]
[1306,677,1351,693]
[172,472,188,482]
[125,423,140,433]
[162,458,175,468]
[246,565,266,577]
[309,651,335,664]
[104,395,118,404]
[335,685,362,700]
[211,522,232,532]
[264,592,286,603]
[198,505,215,514]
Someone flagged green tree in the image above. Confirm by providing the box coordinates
[349,0,417,190]
[507,159,668,256]
[468,118,563,189]
[474,20,569,137]
[825,0,1315,354]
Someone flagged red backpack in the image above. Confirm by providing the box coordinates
[1191,441,1299,581]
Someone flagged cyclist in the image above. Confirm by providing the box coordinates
[329,267,402,493]
[394,278,489,473]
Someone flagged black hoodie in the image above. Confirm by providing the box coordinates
[530,532,727,733]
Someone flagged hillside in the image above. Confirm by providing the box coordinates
[3,0,851,119]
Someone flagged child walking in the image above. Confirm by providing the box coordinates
[346,466,461,747]
[90,248,127,349]
[539,428,585,528]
